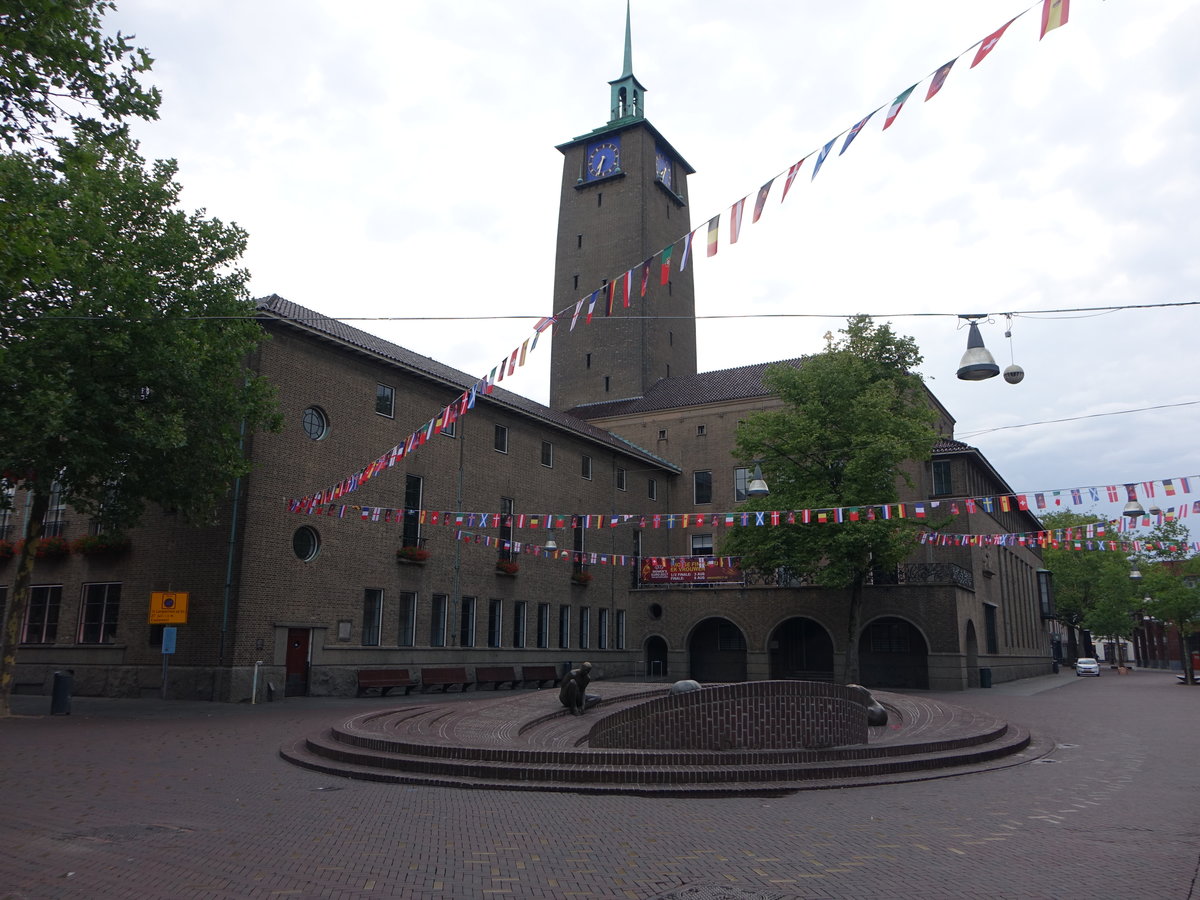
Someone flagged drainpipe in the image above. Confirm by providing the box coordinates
[216,416,247,698]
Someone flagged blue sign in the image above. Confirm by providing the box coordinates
[161,626,177,655]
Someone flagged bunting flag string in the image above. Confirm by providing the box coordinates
[287,0,1073,512]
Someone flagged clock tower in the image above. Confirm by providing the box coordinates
[548,4,697,414]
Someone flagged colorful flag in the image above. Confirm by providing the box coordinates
[972,18,1016,68]
[706,215,720,256]
[660,244,674,284]
[1181,477,1192,493]
[1040,0,1069,39]
[622,269,633,308]
[507,347,519,376]
[811,138,835,181]
[840,109,877,155]
[730,197,746,244]
[606,279,617,315]
[639,258,652,297]
[926,60,955,101]
[752,178,774,223]
[782,158,806,200]
[883,84,916,130]
[680,229,694,270]
[530,315,555,350]
[1164,479,1177,496]
[585,290,598,324]
[1106,485,1119,501]
[570,297,584,331]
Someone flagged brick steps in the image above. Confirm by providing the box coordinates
[279,684,1037,796]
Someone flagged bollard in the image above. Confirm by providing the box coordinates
[50,669,74,715]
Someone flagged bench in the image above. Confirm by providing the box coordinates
[420,666,474,692]
[356,668,417,697]
[475,665,519,690]
[521,665,561,688]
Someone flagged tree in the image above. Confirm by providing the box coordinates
[0,134,280,715]
[0,0,159,150]
[1137,521,1200,684]
[722,316,939,684]
[1039,510,1132,661]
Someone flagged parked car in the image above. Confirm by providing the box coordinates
[1075,658,1101,676]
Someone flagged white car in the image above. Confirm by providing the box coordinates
[1075,658,1101,676]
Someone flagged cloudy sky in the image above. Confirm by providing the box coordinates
[108,0,1198,531]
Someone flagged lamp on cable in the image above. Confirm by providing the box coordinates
[747,462,770,498]
[955,315,1000,381]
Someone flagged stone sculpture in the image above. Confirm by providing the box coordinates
[846,683,889,726]
[558,661,598,715]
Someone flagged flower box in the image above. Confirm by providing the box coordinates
[72,534,132,557]
[571,572,593,585]
[396,546,430,564]
[495,560,520,575]
[0,539,14,562]
[18,536,71,560]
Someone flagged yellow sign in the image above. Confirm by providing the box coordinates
[149,591,189,624]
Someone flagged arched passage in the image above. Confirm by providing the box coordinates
[688,617,747,683]
[644,635,668,678]
[858,617,929,689]
[768,617,834,682]
[965,620,980,688]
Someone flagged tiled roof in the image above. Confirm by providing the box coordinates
[932,438,974,454]
[572,358,807,418]
[254,295,679,472]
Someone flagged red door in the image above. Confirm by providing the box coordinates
[285,628,310,697]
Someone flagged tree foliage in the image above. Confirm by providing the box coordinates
[722,316,939,682]
[1136,521,1200,683]
[0,0,159,150]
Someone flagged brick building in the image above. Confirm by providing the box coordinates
[0,10,1053,700]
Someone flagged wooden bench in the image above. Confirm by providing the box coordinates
[520,664,561,688]
[420,666,474,692]
[475,665,519,690]
[356,668,417,697]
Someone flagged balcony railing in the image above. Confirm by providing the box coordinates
[868,562,974,591]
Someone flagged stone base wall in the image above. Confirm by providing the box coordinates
[588,680,868,751]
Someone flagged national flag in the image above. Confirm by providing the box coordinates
[914,503,926,519]
[1035,493,1046,509]
[680,229,694,271]
[966,497,977,514]
[606,279,617,315]
[971,18,1016,68]
[586,290,598,324]
[1125,484,1140,503]
[1180,477,1193,494]
[895,504,907,519]
[881,505,892,520]
[660,244,674,284]
[730,197,746,244]
[706,215,720,256]
[518,338,529,368]
[570,298,584,330]
[1071,488,1082,504]
[1164,479,1177,496]
[1017,495,1028,510]
[1106,485,1119,501]
[1088,487,1099,502]
[980,497,995,513]
[530,316,555,351]
[883,84,916,130]
[640,258,652,297]
[840,109,877,155]
[1040,0,1069,39]
[622,269,632,307]
[848,508,860,522]
[999,496,1011,512]
[811,138,835,181]
[782,158,806,201]
[1142,481,1157,498]
[752,178,774,223]
[507,347,519,376]
[926,60,955,101]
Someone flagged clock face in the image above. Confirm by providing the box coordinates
[655,150,673,189]
[585,139,620,180]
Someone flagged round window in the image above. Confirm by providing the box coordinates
[649,603,663,619]
[302,406,328,441]
[293,526,321,562]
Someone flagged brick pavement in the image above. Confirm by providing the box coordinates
[1,671,1197,899]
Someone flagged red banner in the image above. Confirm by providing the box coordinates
[639,557,742,584]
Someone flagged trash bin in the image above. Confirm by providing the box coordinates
[1052,660,1060,674]
[50,669,74,715]
[979,667,993,689]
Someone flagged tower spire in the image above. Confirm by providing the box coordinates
[608,1,646,123]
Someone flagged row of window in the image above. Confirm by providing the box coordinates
[356,589,626,652]
[17,583,120,645]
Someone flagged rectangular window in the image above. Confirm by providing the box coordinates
[598,608,609,650]
[691,533,714,557]
[579,606,590,649]
[375,383,395,417]
[0,481,14,539]
[657,429,667,440]
[78,582,120,644]
[616,609,626,649]
[932,460,952,496]
[402,475,423,548]
[536,603,550,649]
[494,424,508,453]
[540,440,554,468]
[43,480,66,538]
[984,604,999,654]
[487,599,503,648]
[362,588,383,646]
[459,596,477,648]
[558,604,571,649]
[397,591,416,646]
[734,467,749,503]
[696,424,706,436]
[581,455,592,480]
[23,585,61,644]
[694,471,713,504]
[647,478,657,501]
[430,594,448,647]
[441,417,456,438]
[512,600,527,648]
[499,497,514,561]
[615,467,626,491]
